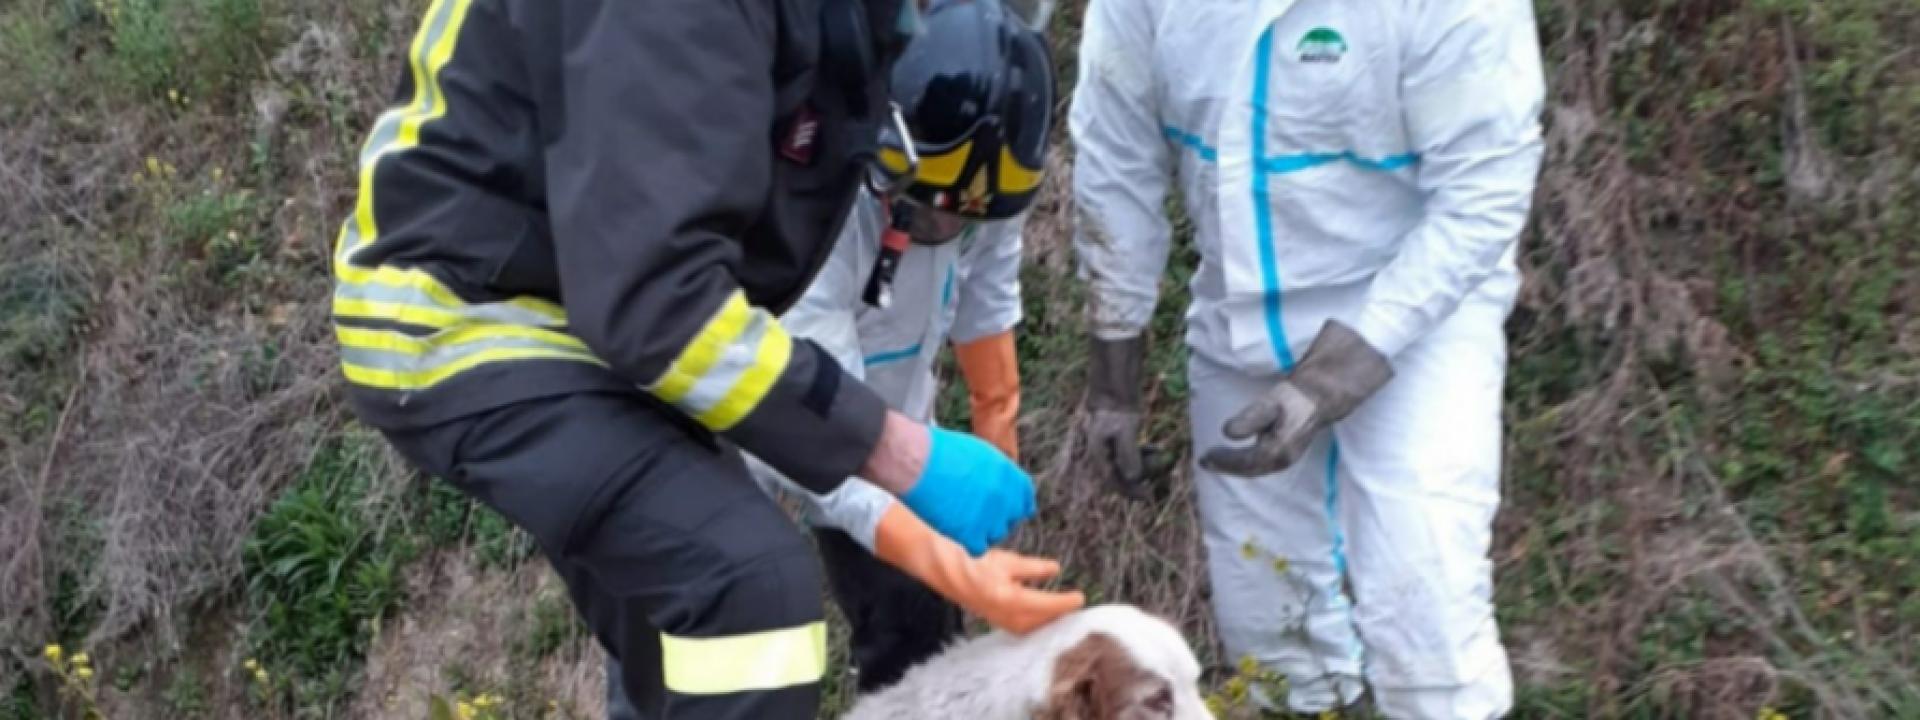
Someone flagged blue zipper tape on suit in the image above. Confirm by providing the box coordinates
[1251,25,1357,663]
[1250,28,1298,373]
[863,343,923,368]
[1163,127,1417,175]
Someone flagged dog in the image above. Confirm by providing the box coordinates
[843,604,1215,720]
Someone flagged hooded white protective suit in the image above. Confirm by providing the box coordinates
[747,190,1026,550]
[1071,0,1544,717]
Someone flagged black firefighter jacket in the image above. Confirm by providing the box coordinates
[329,0,912,492]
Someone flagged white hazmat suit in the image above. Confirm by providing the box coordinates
[1071,0,1545,717]
[748,190,1026,550]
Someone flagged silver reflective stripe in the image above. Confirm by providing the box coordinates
[678,308,774,417]
[333,282,562,329]
[337,0,464,261]
[338,334,590,375]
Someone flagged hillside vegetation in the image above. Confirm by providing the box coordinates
[2,0,1916,718]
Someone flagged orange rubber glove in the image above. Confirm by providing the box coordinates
[954,331,1021,461]
[872,502,1084,634]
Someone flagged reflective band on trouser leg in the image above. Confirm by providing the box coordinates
[647,291,795,431]
[659,622,828,696]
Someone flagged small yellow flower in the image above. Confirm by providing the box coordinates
[168,88,179,102]
[1236,654,1260,676]
[244,658,259,671]
[253,668,270,684]
[43,644,63,662]
[455,700,476,720]
[212,167,224,180]
[76,667,95,681]
[71,652,90,668]
[145,157,162,176]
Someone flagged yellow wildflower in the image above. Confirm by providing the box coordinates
[43,644,63,663]
[71,652,90,668]
[244,658,259,671]
[76,667,95,681]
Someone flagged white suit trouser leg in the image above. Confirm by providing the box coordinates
[1189,292,1514,719]
[1190,353,1365,713]
[1336,294,1512,719]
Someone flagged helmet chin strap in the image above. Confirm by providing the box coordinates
[862,198,917,309]
[863,102,921,309]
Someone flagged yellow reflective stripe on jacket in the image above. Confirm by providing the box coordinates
[647,292,794,431]
[343,346,600,390]
[337,325,601,391]
[659,622,827,696]
[332,0,475,266]
[338,324,589,356]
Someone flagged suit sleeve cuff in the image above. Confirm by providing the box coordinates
[724,339,887,494]
[1351,304,1422,359]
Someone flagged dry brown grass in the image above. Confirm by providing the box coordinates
[0,0,404,705]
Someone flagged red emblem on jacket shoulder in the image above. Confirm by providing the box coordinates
[780,104,821,165]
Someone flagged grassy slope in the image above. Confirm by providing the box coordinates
[2,0,1915,717]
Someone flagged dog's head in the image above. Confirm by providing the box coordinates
[1035,606,1212,720]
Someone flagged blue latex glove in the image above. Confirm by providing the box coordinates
[900,427,1037,556]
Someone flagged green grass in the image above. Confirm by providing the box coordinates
[511,583,587,664]
[0,676,39,720]
[423,481,535,571]
[241,429,415,712]
[1496,0,1920,714]
[161,666,211,717]
[0,253,88,430]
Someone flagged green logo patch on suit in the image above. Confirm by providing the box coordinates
[1298,27,1347,64]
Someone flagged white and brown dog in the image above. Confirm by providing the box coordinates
[844,604,1215,720]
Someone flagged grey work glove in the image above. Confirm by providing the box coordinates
[1201,320,1394,477]
[1083,335,1148,498]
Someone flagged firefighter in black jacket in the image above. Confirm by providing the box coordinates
[328,0,1076,717]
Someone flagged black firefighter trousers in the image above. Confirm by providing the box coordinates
[381,390,963,718]
[383,390,826,718]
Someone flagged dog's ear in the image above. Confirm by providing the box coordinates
[1038,632,1175,720]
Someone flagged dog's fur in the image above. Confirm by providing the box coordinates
[843,604,1214,720]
